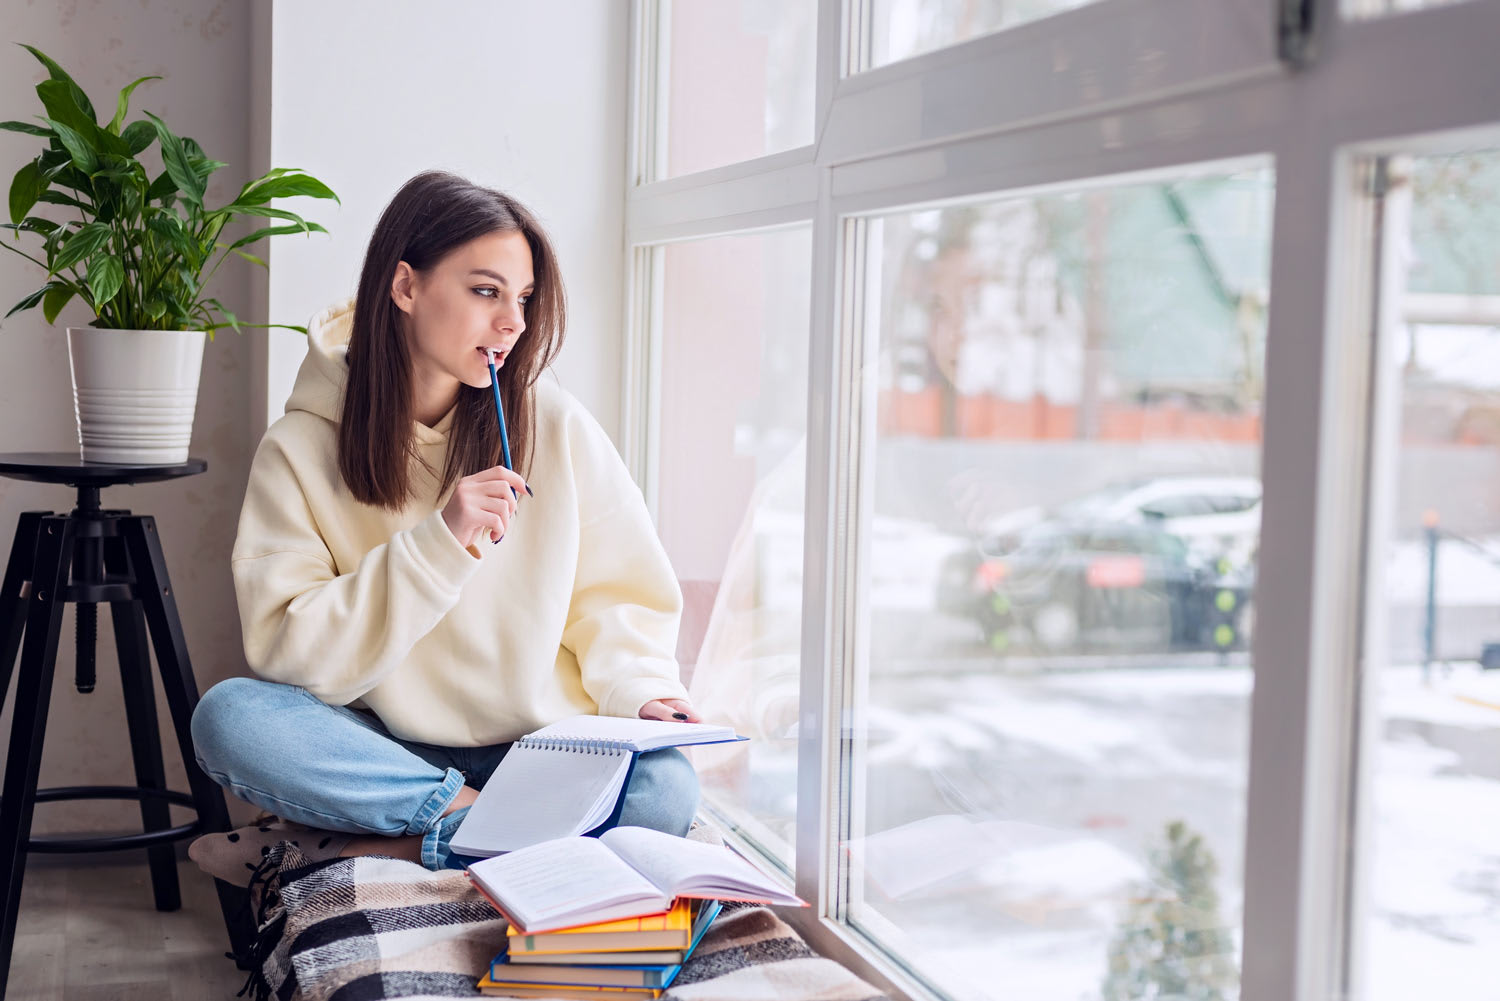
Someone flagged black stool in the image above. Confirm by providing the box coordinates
[0,452,254,996]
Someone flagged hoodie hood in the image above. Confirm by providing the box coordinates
[285,296,453,445]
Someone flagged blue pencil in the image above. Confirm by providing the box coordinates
[485,351,518,500]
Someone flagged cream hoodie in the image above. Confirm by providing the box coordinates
[230,297,688,746]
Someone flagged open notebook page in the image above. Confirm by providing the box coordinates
[449,744,632,857]
[529,715,738,751]
[468,836,669,932]
[598,826,804,906]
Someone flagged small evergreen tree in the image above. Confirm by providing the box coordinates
[1101,820,1240,1001]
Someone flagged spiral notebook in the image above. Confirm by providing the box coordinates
[449,715,745,858]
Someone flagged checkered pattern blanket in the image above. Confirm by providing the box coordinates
[244,844,889,1001]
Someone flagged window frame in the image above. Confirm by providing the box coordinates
[623,2,1500,999]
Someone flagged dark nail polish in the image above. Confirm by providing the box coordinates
[491,537,501,545]
[524,484,534,498]
[672,712,689,720]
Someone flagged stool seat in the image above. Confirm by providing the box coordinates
[0,453,253,995]
[0,452,206,486]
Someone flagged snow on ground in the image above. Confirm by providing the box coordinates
[835,661,1500,1000]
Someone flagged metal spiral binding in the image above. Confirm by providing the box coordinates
[517,735,629,755]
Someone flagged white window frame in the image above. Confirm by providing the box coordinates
[623,2,1500,999]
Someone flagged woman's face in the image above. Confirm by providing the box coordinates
[392,229,535,398]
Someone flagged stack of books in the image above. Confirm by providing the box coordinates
[475,898,722,998]
[467,825,805,999]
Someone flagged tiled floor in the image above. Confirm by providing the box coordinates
[8,855,246,1000]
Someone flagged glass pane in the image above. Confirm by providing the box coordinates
[846,167,1275,1000]
[871,0,1103,67]
[660,0,816,178]
[1344,0,1474,18]
[1360,149,1500,1000]
[656,228,813,870]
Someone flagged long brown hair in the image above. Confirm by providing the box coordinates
[338,171,567,509]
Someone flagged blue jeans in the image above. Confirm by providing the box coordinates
[190,677,700,871]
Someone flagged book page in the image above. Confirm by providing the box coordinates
[598,826,803,906]
[529,715,737,752]
[468,836,665,931]
[451,744,632,857]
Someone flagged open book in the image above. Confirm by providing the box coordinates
[450,715,744,858]
[467,826,805,934]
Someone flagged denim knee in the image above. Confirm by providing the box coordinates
[187,678,292,780]
[617,748,700,837]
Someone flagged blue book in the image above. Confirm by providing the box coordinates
[491,900,722,989]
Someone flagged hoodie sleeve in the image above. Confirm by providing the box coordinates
[555,404,690,719]
[230,430,483,705]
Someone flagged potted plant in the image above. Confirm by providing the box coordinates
[2,44,337,464]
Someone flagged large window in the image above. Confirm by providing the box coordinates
[1356,149,1500,1001]
[626,2,1500,999]
[650,0,816,179]
[870,0,1102,65]
[847,168,1272,999]
[647,228,813,869]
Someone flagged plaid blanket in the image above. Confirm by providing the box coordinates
[243,844,889,1001]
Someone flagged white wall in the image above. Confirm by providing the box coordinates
[0,0,258,831]
[0,0,631,835]
[260,0,631,442]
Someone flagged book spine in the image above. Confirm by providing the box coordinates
[516,735,631,755]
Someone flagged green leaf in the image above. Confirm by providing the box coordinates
[143,111,204,206]
[4,280,62,319]
[233,172,340,206]
[50,222,112,274]
[42,282,75,323]
[232,249,267,268]
[227,221,327,250]
[205,297,242,334]
[37,147,71,173]
[145,169,176,203]
[86,253,124,308]
[143,295,167,320]
[9,160,44,224]
[0,217,59,237]
[222,204,320,226]
[18,45,97,120]
[232,167,300,201]
[120,120,155,155]
[42,116,98,174]
[89,153,138,183]
[146,212,198,266]
[107,75,161,134]
[0,120,53,137]
[36,79,96,137]
[36,189,90,211]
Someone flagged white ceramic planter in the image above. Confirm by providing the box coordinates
[66,327,206,464]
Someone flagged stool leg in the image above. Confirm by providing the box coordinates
[0,516,72,1000]
[105,535,181,912]
[0,512,44,716]
[118,515,255,964]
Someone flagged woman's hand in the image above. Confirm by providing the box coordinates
[639,698,701,723]
[441,466,530,548]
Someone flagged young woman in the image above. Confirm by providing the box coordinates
[188,171,701,880]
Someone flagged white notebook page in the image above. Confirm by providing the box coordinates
[468,835,664,930]
[449,744,632,857]
[528,715,737,751]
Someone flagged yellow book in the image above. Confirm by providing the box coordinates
[503,899,693,956]
[476,974,662,999]
[467,826,801,935]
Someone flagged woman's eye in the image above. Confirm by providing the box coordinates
[474,287,497,298]
[518,295,530,306]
